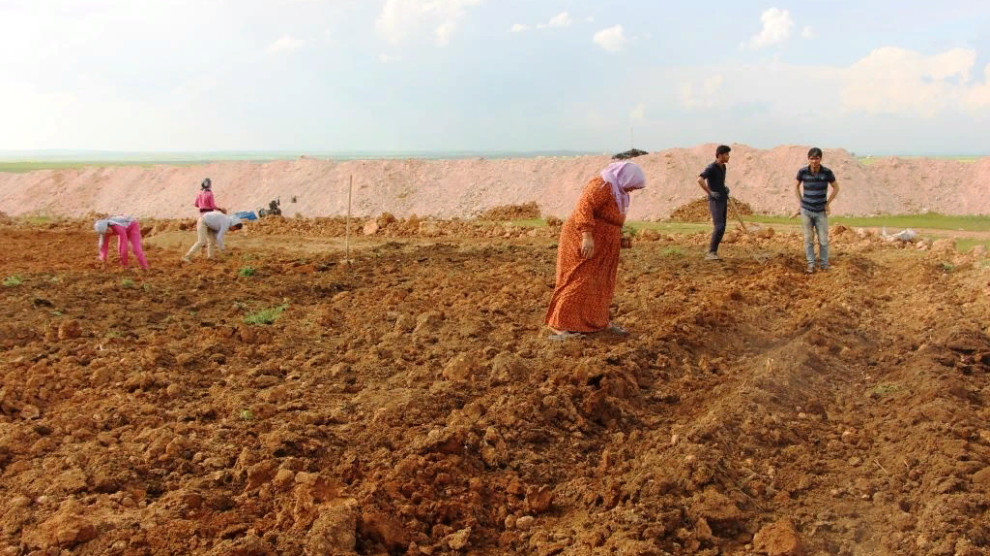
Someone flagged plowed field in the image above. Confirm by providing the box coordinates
[1,218,988,555]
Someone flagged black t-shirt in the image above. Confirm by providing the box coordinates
[700,162,727,194]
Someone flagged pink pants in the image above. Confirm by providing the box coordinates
[99,221,149,269]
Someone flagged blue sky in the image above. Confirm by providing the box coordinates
[1,1,988,155]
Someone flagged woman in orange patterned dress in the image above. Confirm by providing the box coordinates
[545,161,646,340]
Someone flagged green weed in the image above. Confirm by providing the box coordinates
[238,267,257,277]
[3,275,23,287]
[939,262,956,273]
[120,278,136,288]
[244,303,289,325]
[870,384,900,398]
[662,246,685,257]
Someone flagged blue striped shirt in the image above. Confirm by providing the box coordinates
[796,165,836,212]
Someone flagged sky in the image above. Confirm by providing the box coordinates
[1,0,988,155]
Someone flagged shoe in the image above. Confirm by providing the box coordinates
[705,252,721,261]
[548,331,583,342]
[805,264,815,274]
[819,264,830,271]
[606,323,629,336]
[181,257,192,263]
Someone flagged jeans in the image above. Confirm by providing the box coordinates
[800,208,829,267]
[708,197,727,253]
[184,217,220,259]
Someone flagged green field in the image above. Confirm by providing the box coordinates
[857,155,983,165]
[0,160,223,173]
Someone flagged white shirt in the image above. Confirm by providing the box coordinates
[200,211,239,250]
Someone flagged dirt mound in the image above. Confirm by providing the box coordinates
[1,145,988,221]
[478,202,541,221]
[670,197,755,222]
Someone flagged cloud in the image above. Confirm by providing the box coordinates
[378,53,399,63]
[509,23,528,33]
[593,25,626,53]
[376,0,483,47]
[537,12,572,29]
[266,36,304,54]
[629,103,645,122]
[746,8,793,49]
[842,47,990,116]
[679,75,724,109]
[801,26,816,39]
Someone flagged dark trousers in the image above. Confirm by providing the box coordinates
[708,197,727,253]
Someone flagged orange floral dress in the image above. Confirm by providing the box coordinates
[545,177,625,332]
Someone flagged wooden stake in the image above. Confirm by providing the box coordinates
[345,174,352,263]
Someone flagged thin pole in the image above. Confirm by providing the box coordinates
[345,175,352,262]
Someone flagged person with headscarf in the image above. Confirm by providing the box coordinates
[194,177,224,214]
[94,216,149,270]
[182,211,243,261]
[545,161,646,340]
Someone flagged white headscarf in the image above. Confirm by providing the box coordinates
[600,161,646,214]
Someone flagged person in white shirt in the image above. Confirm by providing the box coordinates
[182,211,243,261]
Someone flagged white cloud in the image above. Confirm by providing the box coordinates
[510,23,528,33]
[842,47,990,116]
[746,8,793,49]
[629,103,645,122]
[266,36,304,54]
[801,26,816,39]
[679,75,724,109]
[378,53,398,63]
[376,0,483,47]
[593,25,626,53]
[537,12,572,29]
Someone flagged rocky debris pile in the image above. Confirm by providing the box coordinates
[612,148,649,160]
[669,198,755,222]
[478,202,542,221]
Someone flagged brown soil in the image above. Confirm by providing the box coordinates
[0,218,988,554]
[478,202,542,221]
[670,198,755,222]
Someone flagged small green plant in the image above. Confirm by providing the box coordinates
[244,303,289,325]
[49,276,62,284]
[621,226,637,237]
[238,267,257,277]
[3,275,23,287]
[239,409,255,421]
[870,384,900,399]
[120,278,136,288]
[662,246,685,257]
[939,262,955,273]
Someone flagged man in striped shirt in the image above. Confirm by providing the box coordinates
[795,147,840,273]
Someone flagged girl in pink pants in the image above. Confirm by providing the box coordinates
[95,216,149,269]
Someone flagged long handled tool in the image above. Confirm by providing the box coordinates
[728,197,771,263]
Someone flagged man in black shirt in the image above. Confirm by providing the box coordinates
[697,144,731,260]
